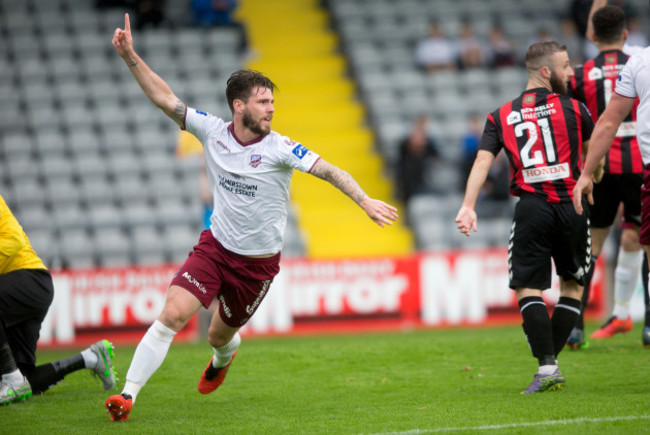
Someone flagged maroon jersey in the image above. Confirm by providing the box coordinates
[569,49,641,174]
[480,88,594,203]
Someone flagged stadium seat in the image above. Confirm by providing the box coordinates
[59,229,96,269]
[94,227,132,267]
[131,227,166,265]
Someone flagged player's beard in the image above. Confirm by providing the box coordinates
[242,109,270,136]
[549,70,568,95]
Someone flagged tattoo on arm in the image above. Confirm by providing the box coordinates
[163,98,186,127]
[311,160,368,205]
[172,99,186,123]
[127,60,138,68]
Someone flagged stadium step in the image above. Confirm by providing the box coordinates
[238,0,414,258]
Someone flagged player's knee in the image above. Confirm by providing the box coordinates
[620,229,641,251]
[157,305,189,332]
[207,326,233,348]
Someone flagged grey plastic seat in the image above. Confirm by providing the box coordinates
[131,227,165,265]
[52,203,89,231]
[59,229,95,268]
[123,202,156,228]
[73,154,110,181]
[39,155,74,182]
[113,175,150,205]
[6,155,42,183]
[2,132,36,159]
[34,130,67,159]
[13,203,51,233]
[87,204,124,229]
[45,178,82,208]
[79,177,116,206]
[94,227,132,267]
[161,223,198,264]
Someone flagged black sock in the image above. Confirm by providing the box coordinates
[25,353,84,394]
[518,296,555,365]
[24,363,62,394]
[52,354,85,375]
[0,323,19,375]
[552,296,582,356]
[577,256,598,330]
[0,342,18,375]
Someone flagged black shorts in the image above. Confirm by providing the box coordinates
[0,269,54,367]
[588,172,642,228]
[509,195,591,290]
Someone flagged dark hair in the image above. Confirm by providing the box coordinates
[525,41,567,72]
[592,5,626,44]
[225,69,277,114]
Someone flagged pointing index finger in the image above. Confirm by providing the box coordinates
[125,13,131,32]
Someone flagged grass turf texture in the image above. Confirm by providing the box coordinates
[4,324,649,434]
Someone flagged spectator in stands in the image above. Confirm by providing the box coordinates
[0,194,116,405]
[395,115,439,206]
[486,24,516,69]
[460,112,483,190]
[134,0,166,30]
[190,0,249,54]
[560,17,584,66]
[457,21,487,69]
[415,21,457,73]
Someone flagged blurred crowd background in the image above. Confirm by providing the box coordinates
[1,0,648,270]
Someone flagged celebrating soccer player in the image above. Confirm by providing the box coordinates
[105,13,398,421]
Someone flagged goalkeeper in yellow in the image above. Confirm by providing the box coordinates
[0,194,116,405]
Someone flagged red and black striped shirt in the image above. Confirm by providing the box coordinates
[569,49,641,174]
[480,88,594,203]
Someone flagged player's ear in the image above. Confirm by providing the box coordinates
[540,65,551,80]
[233,98,245,113]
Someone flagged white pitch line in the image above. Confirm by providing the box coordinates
[367,415,650,434]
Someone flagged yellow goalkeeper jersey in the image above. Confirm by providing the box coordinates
[0,194,46,274]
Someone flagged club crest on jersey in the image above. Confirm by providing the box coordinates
[292,144,308,159]
[523,94,535,105]
[250,154,262,168]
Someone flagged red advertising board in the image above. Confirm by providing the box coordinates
[39,249,605,348]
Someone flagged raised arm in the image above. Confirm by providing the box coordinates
[309,159,398,228]
[455,150,495,236]
[585,0,607,43]
[573,92,636,214]
[112,13,186,127]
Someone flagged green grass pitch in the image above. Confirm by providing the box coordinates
[4,323,650,434]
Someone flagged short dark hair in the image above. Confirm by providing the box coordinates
[225,69,277,113]
[592,5,626,44]
[525,41,567,72]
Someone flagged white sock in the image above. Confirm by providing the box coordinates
[2,369,24,384]
[212,333,241,368]
[81,348,98,369]
[538,364,558,375]
[123,320,177,403]
[612,249,643,319]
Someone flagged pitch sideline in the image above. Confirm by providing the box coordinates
[367,414,650,434]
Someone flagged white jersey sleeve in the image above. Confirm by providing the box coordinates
[184,107,227,143]
[274,136,320,173]
[615,47,650,164]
